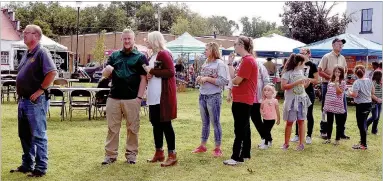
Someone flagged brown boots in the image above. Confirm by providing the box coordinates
[147,150,177,167]
[161,152,177,167]
[147,149,165,163]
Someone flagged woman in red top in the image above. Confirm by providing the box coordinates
[225,36,258,166]
[143,31,178,167]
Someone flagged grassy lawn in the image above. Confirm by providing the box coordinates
[1,89,382,181]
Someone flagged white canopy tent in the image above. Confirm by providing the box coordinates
[11,34,68,51]
[253,33,305,53]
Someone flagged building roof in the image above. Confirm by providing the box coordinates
[1,9,21,41]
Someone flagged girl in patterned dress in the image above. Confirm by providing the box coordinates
[280,53,312,151]
[323,65,347,145]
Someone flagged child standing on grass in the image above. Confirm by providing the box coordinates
[367,70,382,135]
[348,65,374,150]
[323,65,347,145]
[259,84,280,149]
[280,53,312,151]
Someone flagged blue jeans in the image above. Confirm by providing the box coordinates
[199,93,222,146]
[18,95,49,173]
[367,103,382,134]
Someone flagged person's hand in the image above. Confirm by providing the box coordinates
[226,94,232,103]
[377,98,382,103]
[200,77,208,84]
[30,89,44,102]
[143,65,151,73]
[147,73,153,80]
[102,65,114,78]
[303,79,311,87]
[228,53,235,64]
[196,76,202,83]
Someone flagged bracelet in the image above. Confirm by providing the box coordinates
[137,97,143,100]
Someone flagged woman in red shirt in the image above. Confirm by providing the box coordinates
[225,36,258,166]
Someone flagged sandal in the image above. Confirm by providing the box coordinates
[296,144,305,151]
[280,144,289,151]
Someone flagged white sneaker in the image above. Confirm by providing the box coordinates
[258,143,269,150]
[223,159,241,166]
[268,141,272,147]
[290,135,299,142]
[257,139,265,147]
[306,136,312,144]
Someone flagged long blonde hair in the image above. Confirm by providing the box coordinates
[148,31,166,53]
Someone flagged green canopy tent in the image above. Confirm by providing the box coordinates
[166,32,206,54]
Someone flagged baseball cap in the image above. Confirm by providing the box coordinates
[332,38,346,44]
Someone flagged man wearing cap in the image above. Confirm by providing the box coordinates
[318,38,350,140]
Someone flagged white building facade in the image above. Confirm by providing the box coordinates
[346,1,382,44]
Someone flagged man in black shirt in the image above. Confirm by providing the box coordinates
[290,48,318,144]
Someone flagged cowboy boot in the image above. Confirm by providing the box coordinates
[147,149,165,163]
[161,152,178,167]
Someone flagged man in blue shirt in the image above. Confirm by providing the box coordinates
[11,24,57,177]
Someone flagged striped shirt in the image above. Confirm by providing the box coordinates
[374,81,382,99]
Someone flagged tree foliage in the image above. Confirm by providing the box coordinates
[240,16,280,38]
[280,1,353,44]
[91,30,107,66]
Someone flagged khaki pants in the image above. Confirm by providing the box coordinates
[104,98,140,161]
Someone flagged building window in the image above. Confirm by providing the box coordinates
[361,8,373,33]
[1,51,9,64]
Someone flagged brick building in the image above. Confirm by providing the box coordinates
[58,31,236,66]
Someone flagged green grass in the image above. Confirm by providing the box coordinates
[1,89,382,181]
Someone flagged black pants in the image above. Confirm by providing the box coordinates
[263,119,275,145]
[320,83,347,136]
[326,112,346,140]
[231,102,251,162]
[251,103,264,139]
[355,103,372,147]
[296,91,315,137]
[149,104,175,151]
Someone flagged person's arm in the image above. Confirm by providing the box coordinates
[149,51,175,78]
[275,99,280,125]
[202,62,229,86]
[228,64,235,79]
[335,81,344,95]
[232,58,253,86]
[348,81,359,98]
[260,102,265,117]
[280,71,304,90]
[30,49,58,101]
[318,56,331,80]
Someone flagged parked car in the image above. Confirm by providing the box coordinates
[83,62,106,82]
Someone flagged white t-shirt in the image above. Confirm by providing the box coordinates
[147,53,162,105]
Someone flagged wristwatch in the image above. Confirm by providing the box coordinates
[227,63,233,66]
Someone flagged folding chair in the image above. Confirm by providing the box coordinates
[69,90,92,120]
[48,88,67,121]
[1,81,17,103]
[92,90,109,119]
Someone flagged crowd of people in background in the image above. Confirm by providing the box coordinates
[11,24,382,178]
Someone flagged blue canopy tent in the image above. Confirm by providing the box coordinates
[293,33,382,58]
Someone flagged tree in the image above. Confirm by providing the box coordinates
[262,28,284,37]
[240,16,279,38]
[91,30,107,66]
[160,3,190,33]
[207,16,239,36]
[135,3,157,31]
[170,16,190,35]
[99,4,130,32]
[280,1,353,44]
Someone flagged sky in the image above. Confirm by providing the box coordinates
[3,1,347,35]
